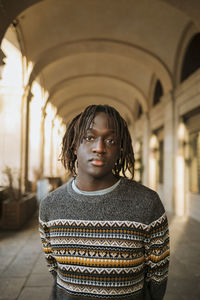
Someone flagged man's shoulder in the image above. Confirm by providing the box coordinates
[120,178,165,224]
[40,181,69,207]
[121,177,158,198]
[39,181,71,222]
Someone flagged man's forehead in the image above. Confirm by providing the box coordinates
[88,112,116,130]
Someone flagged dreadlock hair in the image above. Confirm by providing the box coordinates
[61,104,135,179]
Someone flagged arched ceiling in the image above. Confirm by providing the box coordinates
[1,0,200,124]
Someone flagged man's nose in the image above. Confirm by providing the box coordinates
[92,138,106,153]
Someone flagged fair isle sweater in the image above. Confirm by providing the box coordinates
[39,177,169,300]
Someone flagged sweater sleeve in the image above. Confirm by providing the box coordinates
[39,220,58,276]
[144,203,170,299]
[39,198,58,277]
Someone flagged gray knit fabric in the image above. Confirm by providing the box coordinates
[39,177,169,300]
[40,177,164,224]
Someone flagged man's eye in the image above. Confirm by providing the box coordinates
[85,136,95,141]
[105,138,115,145]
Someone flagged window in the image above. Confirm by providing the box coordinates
[181,33,200,82]
[137,104,142,119]
[153,80,163,106]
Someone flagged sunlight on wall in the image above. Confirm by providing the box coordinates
[175,121,187,216]
[0,27,23,185]
[52,117,65,177]
[0,26,66,188]
[29,81,44,181]
[0,38,23,88]
[44,103,57,176]
[149,134,158,190]
[29,81,65,183]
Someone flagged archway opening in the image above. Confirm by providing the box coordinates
[153,80,163,106]
[181,33,200,82]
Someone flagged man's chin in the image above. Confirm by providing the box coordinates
[88,170,115,180]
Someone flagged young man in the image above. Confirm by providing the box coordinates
[39,104,170,300]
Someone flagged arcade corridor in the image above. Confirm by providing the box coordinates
[1,0,200,222]
[0,1,200,299]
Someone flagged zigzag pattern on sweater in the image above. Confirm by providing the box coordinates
[39,213,166,229]
[39,213,169,298]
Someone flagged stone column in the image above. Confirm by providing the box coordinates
[39,107,46,177]
[50,119,55,177]
[174,119,187,216]
[149,134,159,191]
[142,113,150,186]
[20,86,31,193]
[163,92,174,212]
[24,91,33,191]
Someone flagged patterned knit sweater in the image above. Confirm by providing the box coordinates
[39,177,169,300]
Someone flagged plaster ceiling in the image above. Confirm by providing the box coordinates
[1,0,199,124]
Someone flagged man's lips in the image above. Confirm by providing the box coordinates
[89,158,105,166]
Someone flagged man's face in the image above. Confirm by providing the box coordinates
[75,112,120,181]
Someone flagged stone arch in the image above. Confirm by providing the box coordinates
[59,95,135,125]
[46,74,148,114]
[28,39,173,94]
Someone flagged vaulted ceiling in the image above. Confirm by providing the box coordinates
[0,0,199,124]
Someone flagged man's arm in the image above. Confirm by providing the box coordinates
[39,219,58,277]
[144,213,170,300]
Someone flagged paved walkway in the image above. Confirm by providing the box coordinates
[0,212,200,300]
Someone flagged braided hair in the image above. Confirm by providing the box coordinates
[61,104,135,179]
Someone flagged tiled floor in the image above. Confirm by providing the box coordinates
[0,212,200,300]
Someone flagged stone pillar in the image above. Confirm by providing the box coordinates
[39,107,46,177]
[149,134,159,191]
[175,120,187,216]
[50,119,55,177]
[142,113,150,186]
[24,91,33,191]
[163,92,174,212]
[20,86,33,192]
[20,86,29,193]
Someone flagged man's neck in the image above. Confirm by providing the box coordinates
[75,175,119,192]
